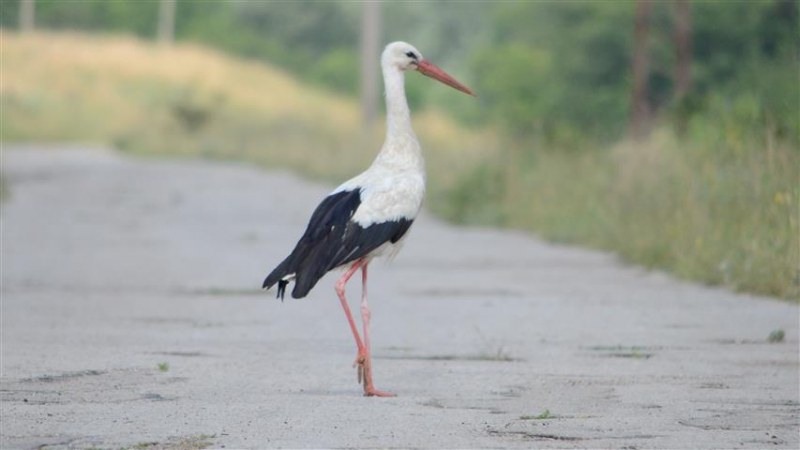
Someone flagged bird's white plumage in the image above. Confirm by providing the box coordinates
[331,42,427,229]
[332,163,425,227]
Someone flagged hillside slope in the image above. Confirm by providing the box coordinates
[2,31,488,184]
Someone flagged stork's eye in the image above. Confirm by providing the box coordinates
[405,51,417,59]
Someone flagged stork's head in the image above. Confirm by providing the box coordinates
[382,41,475,97]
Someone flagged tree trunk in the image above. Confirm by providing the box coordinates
[673,0,692,100]
[19,0,35,33]
[359,2,381,129]
[158,0,177,44]
[631,0,653,139]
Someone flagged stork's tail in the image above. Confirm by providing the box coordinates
[276,279,289,300]
[264,252,325,300]
[262,276,289,301]
[263,261,292,301]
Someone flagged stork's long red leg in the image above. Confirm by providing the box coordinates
[335,259,366,355]
[358,263,395,397]
[334,259,394,397]
[360,264,371,353]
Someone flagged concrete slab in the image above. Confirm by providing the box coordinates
[1,146,797,449]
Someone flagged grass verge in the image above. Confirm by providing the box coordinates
[440,128,798,299]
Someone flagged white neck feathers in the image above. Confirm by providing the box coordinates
[373,62,423,172]
[383,65,412,136]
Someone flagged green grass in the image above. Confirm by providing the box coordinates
[127,434,214,450]
[439,127,799,300]
[768,329,785,343]
[520,409,553,420]
[3,31,797,300]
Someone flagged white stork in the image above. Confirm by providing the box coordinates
[263,41,474,397]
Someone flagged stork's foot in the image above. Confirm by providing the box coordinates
[364,387,396,397]
[354,353,396,397]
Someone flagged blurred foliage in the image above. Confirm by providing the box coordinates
[474,2,634,144]
[2,0,795,147]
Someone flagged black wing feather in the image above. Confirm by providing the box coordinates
[263,188,413,300]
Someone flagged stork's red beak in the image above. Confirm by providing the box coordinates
[417,59,476,97]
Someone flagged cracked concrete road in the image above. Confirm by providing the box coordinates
[1,146,798,449]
